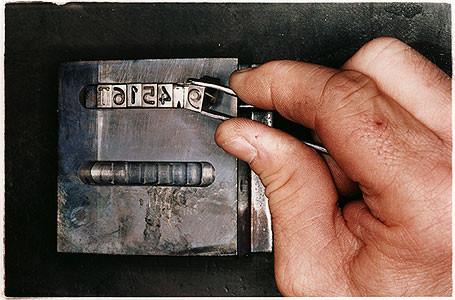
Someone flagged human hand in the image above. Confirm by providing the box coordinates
[215,37,451,296]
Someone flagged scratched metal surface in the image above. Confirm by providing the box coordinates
[58,58,239,255]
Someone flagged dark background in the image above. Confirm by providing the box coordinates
[5,2,451,297]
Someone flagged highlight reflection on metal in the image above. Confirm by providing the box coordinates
[80,161,215,187]
[302,141,329,154]
[250,111,273,252]
[187,79,237,97]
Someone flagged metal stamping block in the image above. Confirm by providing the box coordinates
[58,58,243,256]
[97,85,112,108]
[142,83,158,107]
[173,85,185,108]
[157,84,173,108]
[58,58,274,256]
[111,84,127,108]
[127,83,142,107]
[184,85,205,112]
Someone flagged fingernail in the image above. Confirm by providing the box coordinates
[235,67,254,73]
[230,67,254,84]
[221,136,257,164]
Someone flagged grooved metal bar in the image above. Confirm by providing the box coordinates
[79,161,215,187]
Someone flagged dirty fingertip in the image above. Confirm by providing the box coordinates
[214,121,257,164]
[220,136,257,164]
[230,67,254,88]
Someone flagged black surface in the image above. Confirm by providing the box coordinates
[5,2,451,297]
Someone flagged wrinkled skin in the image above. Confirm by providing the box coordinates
[215,37,451,296]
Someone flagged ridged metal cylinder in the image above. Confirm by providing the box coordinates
[79,161,215,187]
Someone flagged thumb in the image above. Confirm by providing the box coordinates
[215,118,337,222]
[215,118,364,294]
[215,118,354,293]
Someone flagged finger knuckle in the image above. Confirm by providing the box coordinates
[245,60,298,106]
[318,71,409,185]
[262,162,298,203]
[319,70,377,117]
[358,36,405,60]
[319,70,387,138]
[261,60,297,83]
[352,37,409,69]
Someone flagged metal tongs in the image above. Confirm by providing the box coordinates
[187,79,329,155]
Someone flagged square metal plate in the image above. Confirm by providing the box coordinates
[57,58,239,255]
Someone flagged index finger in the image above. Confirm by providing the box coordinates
[229,60,446,198]
[231,61,337,128]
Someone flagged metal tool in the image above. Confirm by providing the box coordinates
[60,58,241,256]
[64,59,325,256]
[187,79,329,155]
[83,78,329,154]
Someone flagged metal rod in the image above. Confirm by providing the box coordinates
[302,141,329,154]
[187,79,237,97]
[200,110,230,121]
[200,112,329,154]
[190,79,329,155]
